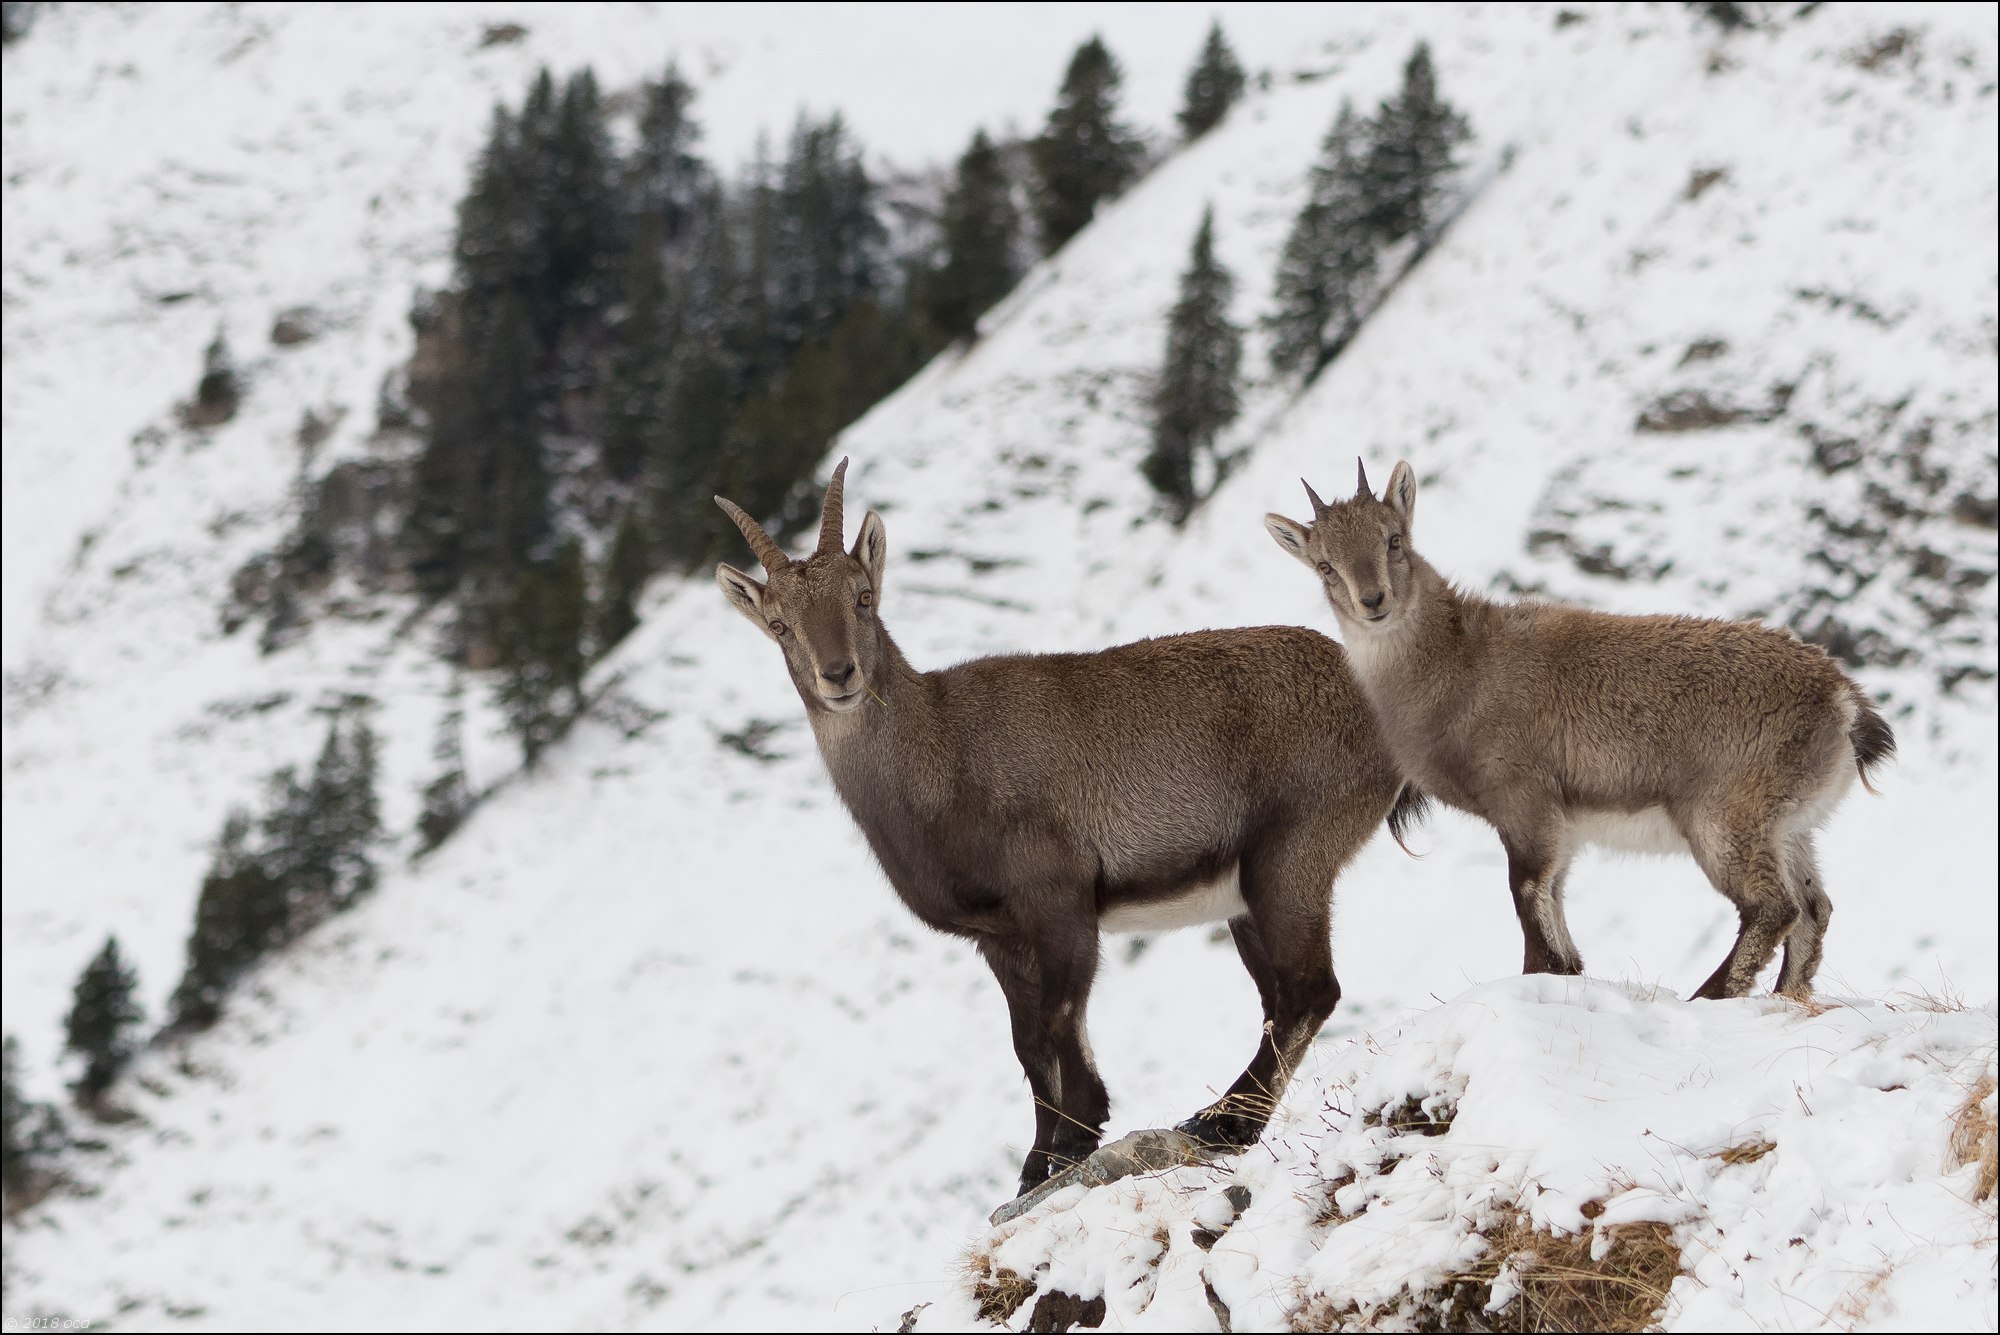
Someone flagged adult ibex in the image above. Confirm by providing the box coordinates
[716,459,1418,1198]
[1266,458,1895,1001]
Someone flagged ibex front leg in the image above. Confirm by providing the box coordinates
[981,927,1108,1198]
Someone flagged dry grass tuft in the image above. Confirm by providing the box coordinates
[1290,1209,1683,1332]
[965,1252,1037,1325]
[1712,1138,1777,1166]
[1948,1073,1998,1203]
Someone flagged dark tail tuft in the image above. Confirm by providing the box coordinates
[1387,782,1432,857]
[1850,688,1896,795]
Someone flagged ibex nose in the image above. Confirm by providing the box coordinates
[1361,591,1386,612]
[820,661,857,688]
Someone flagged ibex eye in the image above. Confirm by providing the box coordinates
[1316,561,1333,575]
[857,589,873,608]
[1388,534,1403,551]
[768,620,788,636]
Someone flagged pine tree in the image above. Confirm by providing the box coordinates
[1359,42,1471,247]
[63,937,144,1103]
[927,129,1021,341]
[418,677,472,854]
[1266,101,1378,376]
[626,65,709,247]
[1030,36,1145,254]
[497,538,589,767]
[595,506,651,655]
[1177,21,1246,141]
[772,113,886,355]
[3,1034,65,1207]
[169,811,289,1031]
[599,213,676,483]
[1145,207,1242,520]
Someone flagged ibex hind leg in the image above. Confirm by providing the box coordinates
[1775,829,1831,1000]
[1688,814,1799,1001]
[1180,842,1344,1152]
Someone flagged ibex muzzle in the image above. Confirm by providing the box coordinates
[717,459,1421,1202]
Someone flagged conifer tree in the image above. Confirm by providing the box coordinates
[1177,21,1247,141]
[595,506,651,655]
[1145,207,1242,520]
[772,113,886,354]
[497,538,589,766]
[626,65,709,247]
[3,1034,64,1206]
[63,937,144,1103]
[599,214,676,484]
[1266,101,1378,376]
[1359,42,1471,247]
[927,129,1021,341]
[169,811,289,1031]
[418,677,472,854]
[1030,36,1145,253]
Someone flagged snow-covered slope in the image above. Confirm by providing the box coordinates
[3,3,1995,1331]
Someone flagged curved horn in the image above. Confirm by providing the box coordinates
[1355,457,1372,498]
[714,496,788,573]
[1302,478,1328,515]
[816,456,850,554]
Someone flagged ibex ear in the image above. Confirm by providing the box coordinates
[715,563,769,630]
[853,510,888,592]
[1385,460,1417,526]
[1264,513,1314,567]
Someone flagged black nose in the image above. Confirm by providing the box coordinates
[1361,591,1385,611]
[820,661,856,687]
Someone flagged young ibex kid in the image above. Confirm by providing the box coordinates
[1266,459,1894,1001]
[716,459,1418,1199]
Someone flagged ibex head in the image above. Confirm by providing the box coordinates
[1265,458,1419,632]
[715,457,890,715]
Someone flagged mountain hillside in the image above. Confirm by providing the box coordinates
[3,2,1995,1331]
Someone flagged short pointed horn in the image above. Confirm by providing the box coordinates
[714,496,788,573]
[817,456,850,554]
[1302,478,1328,514]
[1355,457,1372,498]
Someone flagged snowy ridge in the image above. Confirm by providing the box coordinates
[922,979,1998,1332]
[3,3,1996,1331]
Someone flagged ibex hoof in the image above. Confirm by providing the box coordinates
[1174,1111,1263,1152]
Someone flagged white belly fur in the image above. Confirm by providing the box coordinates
[1099,867,1248,934]
[1569,807,1689,857]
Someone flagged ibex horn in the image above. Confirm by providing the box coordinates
[1355,457,1372,498]
[1302,478,1328,514]
[714,496,788,573]
[817,456,850,555]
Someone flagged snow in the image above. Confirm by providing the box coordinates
[924,978,1998,1332]
[3,1,1995,1331]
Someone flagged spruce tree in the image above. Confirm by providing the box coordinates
[1177,21,1247,141]
[418,677,472,854]
[595,507,651,655]
[497,538,589,766]
[599,214,676,484]
[1144,207,1242,520]
[1266,101,1378,376]
[63,937,144,1103]
[626,65,709,247]
[3,1034,64,1206]
[1359,42,1471,247]
[170,811,289,1031]
[1030,36,1145,254]
[772,113,886,355]
[927,129,1020,341]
